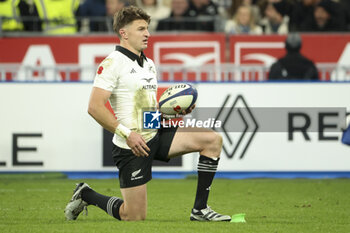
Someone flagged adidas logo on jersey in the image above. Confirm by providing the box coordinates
[130,68,137,74]
[148,66,155,73]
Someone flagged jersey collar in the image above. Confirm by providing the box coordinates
[115,45,147,67]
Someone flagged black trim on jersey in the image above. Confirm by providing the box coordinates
[115,45,147,67]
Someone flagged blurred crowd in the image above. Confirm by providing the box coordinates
[0,0,350,34]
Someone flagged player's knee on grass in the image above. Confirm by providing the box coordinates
[120,203,147,221]
[121,212,146,221]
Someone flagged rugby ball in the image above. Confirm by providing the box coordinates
[159,83,197,116]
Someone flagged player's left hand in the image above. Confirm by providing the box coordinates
[181,104,196,115]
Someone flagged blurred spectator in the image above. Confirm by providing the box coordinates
[188,0,219,31]
[339,0,350,30]
[225,5,263,34]
[162,0,171,7]
[259,0,290,34]
[31,0,80,34]
[269,33,319,81]
[227,0,261,23]
[105,0,130,31]
[0,0,24,31]
[188,0,218,16]
[18,0,42,31]
[156,0,196,31]
[300,0,346,32]
[289,0,319,32]
[79,0,130,32]
[136,0,170,32]
[78,0,106,32]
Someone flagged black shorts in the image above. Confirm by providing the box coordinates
[112,126,177,188]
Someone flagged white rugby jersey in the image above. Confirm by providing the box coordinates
[93,46,158,149]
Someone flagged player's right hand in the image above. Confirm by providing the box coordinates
[181,104,196,115]
[126,132,150,157]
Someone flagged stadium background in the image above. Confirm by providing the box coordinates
[0,33,349,178]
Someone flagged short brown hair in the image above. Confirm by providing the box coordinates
[113,6,151,38]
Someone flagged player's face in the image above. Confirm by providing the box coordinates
[124,19,150,54]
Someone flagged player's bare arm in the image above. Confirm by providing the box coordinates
[88,87,117,133]
[88,87,150,157]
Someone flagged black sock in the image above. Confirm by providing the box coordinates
[193,155,219,210]
[81,189,124,220]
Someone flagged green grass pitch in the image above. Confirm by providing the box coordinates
[0,173,349,233]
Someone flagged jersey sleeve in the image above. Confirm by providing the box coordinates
[93,58,118,92]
